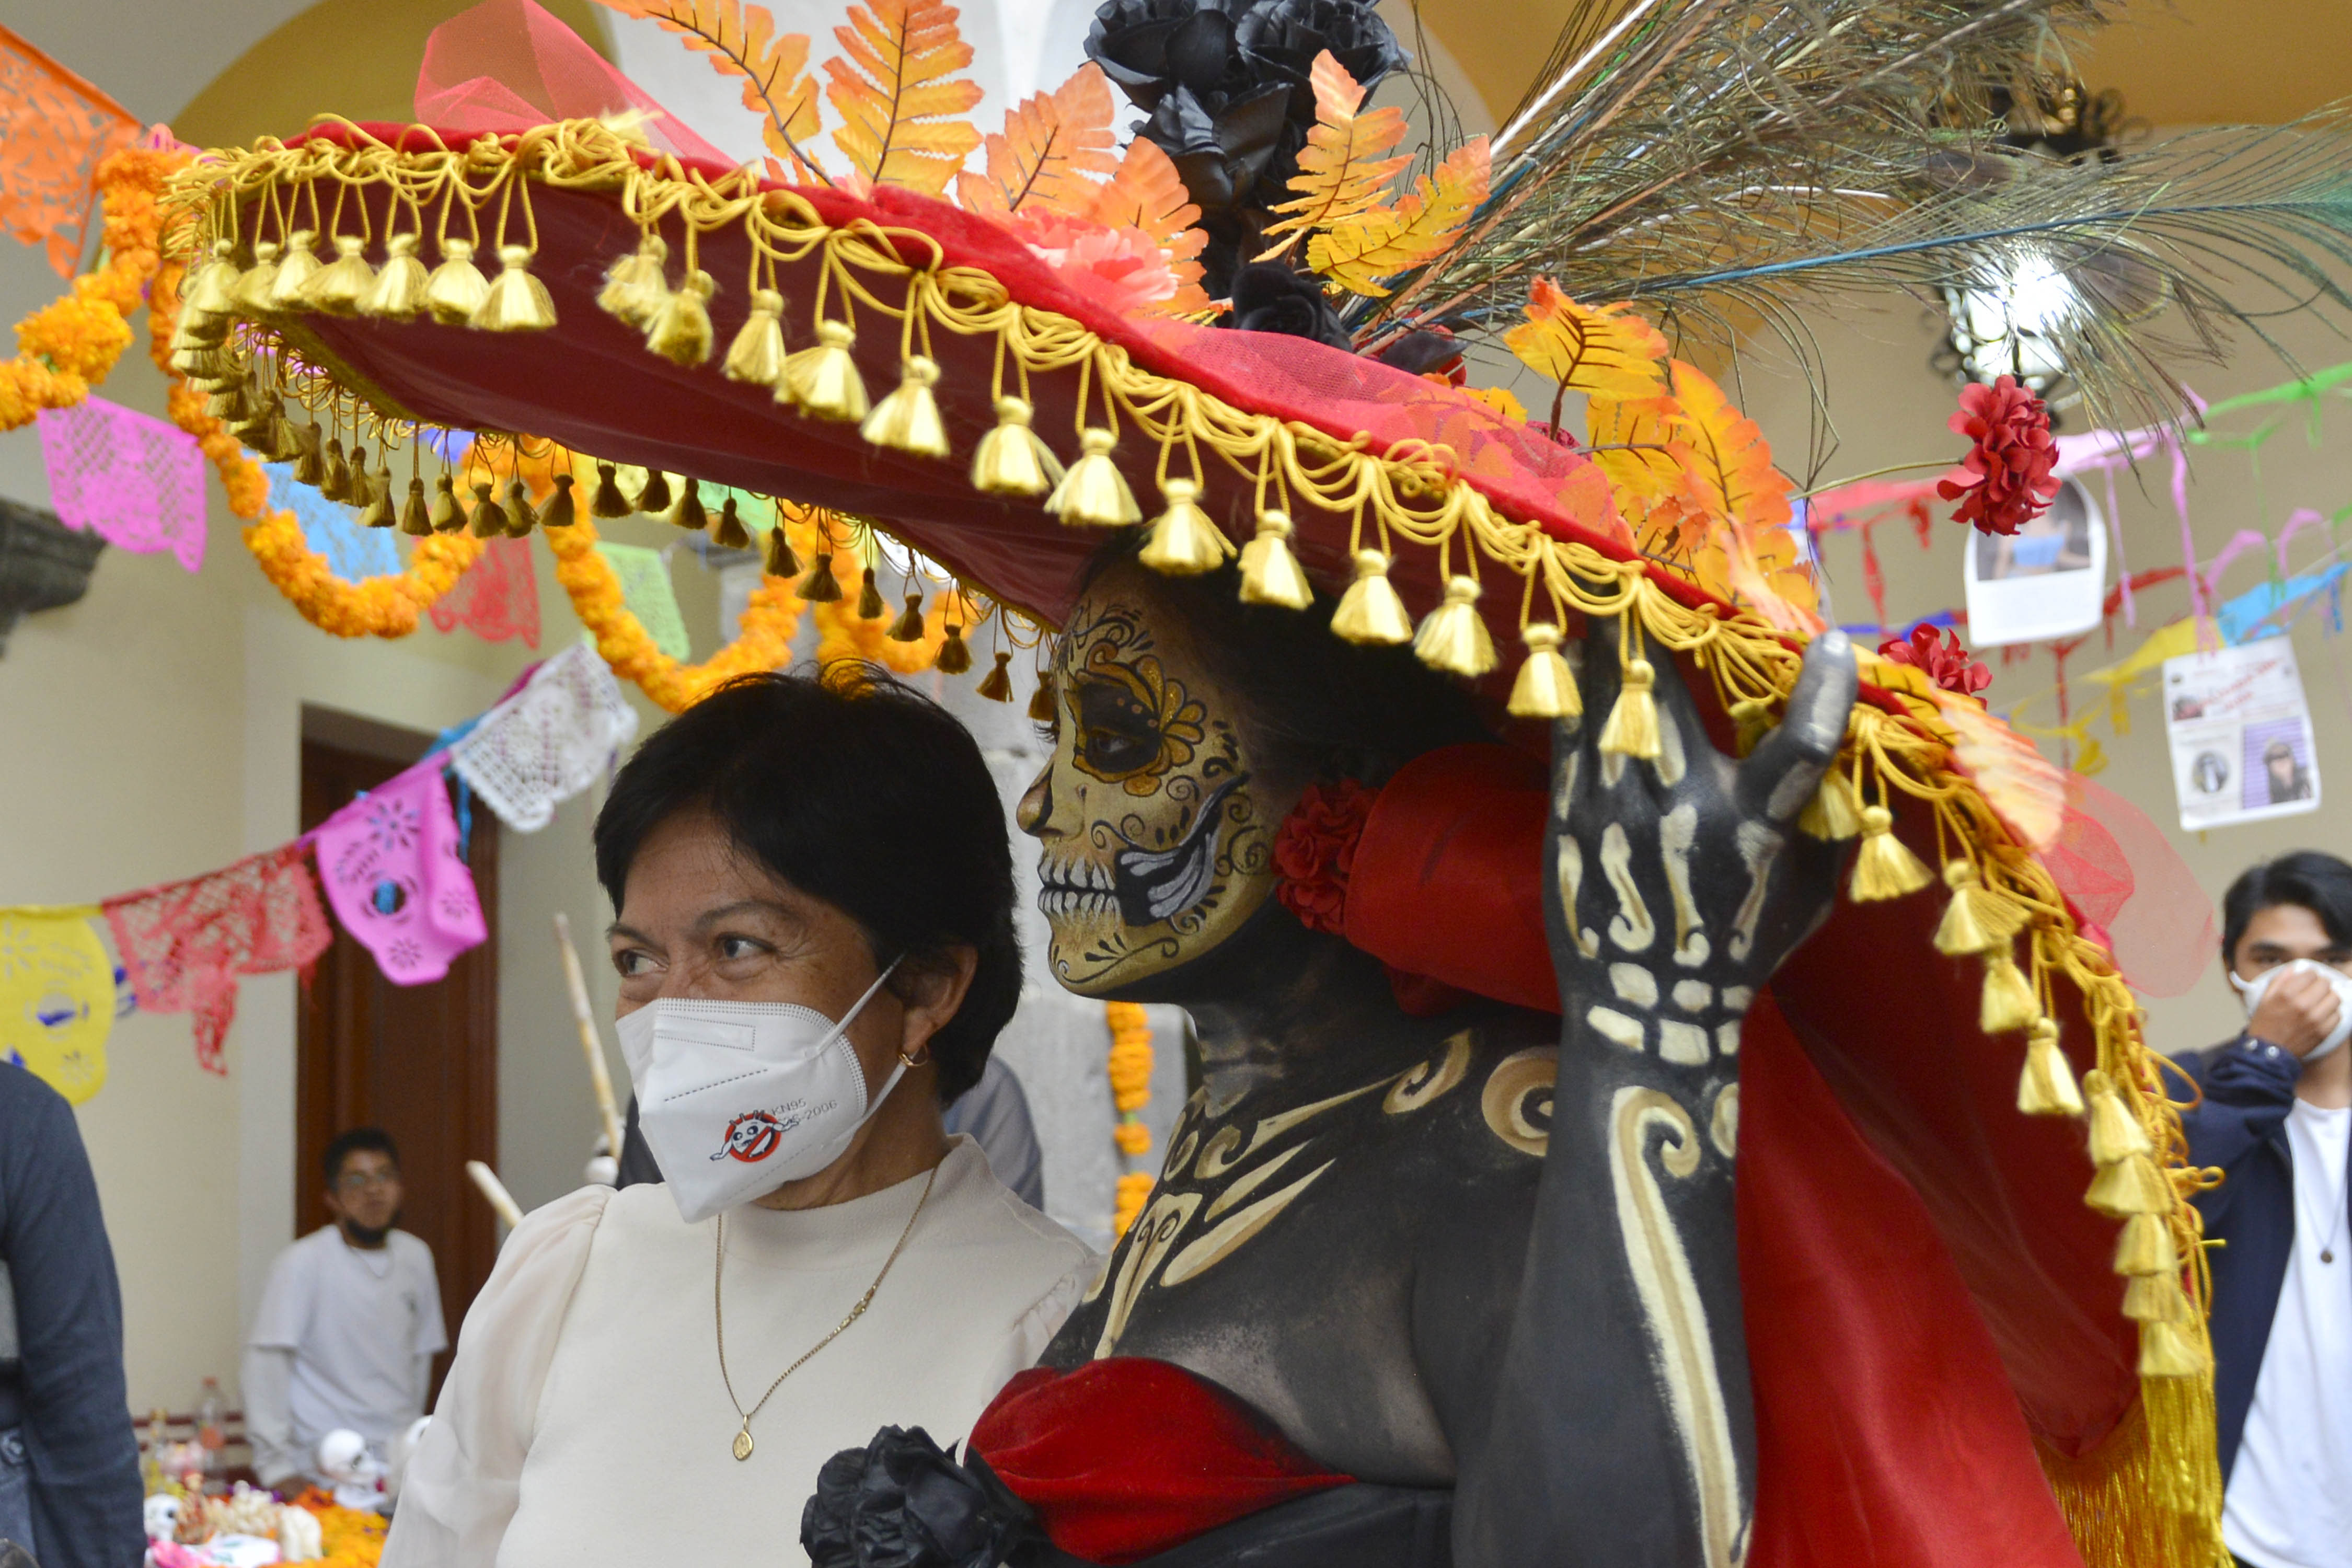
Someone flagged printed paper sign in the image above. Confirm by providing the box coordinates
[2161,635,2321,831]
[1963,477,2106,646]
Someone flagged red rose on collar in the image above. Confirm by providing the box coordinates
[1879,624,1991,698]
[1938,374,2059,536]
[1273,778,1379,936]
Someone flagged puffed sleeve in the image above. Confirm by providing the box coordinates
[381,1186,610,1568]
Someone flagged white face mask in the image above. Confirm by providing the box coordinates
[2230,958,2352,1062]
[616,960,905,1223]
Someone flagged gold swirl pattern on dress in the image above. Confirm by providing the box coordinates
[1480,1047,1560,1156]
[1383,1030,1475,1115]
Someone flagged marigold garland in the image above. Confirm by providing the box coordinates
[1107,999,1155,1237]
[0,145,177,430]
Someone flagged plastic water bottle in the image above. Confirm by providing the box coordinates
[195,1377,226,1471]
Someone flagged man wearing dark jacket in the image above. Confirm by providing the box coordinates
[0,1062,144,1568]
[2178,851,2352,1568]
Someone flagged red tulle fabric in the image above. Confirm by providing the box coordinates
[1939,376,2060,537]
[414,0,728,165]
[429,534,541,647]
[103,844,333,1073]
[1271,778,1377,935]
[2054,775,2215,998]
[969,1361,1354,1564]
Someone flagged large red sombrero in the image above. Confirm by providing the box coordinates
[154,7,2231,1562]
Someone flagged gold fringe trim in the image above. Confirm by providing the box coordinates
[2038,1379,2229,1568]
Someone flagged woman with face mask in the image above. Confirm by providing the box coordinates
[382,668,1096,1568]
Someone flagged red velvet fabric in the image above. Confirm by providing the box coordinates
[970,1360,1354,1564]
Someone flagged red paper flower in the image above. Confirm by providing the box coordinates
[1938,375,2059,536]
[1880,624,1991,699]
[1273,778,1379,935]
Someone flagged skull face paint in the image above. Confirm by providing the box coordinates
[1018,579,1276,993]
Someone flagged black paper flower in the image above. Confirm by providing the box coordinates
[1230,262,1353,349]
[802,1427,1047,1568]
[1235,0,1408,132]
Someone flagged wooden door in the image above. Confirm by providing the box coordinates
[296,734,500,1390]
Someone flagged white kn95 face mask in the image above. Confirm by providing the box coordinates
[2230,958,2352,1063]
[615,960,904,1223]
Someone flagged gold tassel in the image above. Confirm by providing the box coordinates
[712,497,752,550]
[292,422,326,487]
[856,567,885,619]
[1507,624,1582,720]
[425,238,492,326]
[799,552,844,603]
[430,474,466,532]
[303,235,376,316]
[1028,674,1057,722]
[1044,429,1141,528]
[1598,658,1663,760]
[2114,1214,2178,1278]
[320,439,352,503]
[2017,1019,2084,1116]
[591,462,632,518]
[861,355,949,457]
[230,242,281,316]
[765,525,802,580]
[503,478,539,537]
[1979,949,2041,1034]
[887,592,925,640]
[267,232,323,311]
[358,467,397,529]
[722,287,786,385]
[2085,1153,2176,1218]
[1329,550,1414,645]
[662,478,708,533]
[971,397,1060,497]
[471,245,558,332]
[1238,510,1313,609]
[1413,575,1498,678]
[171,342,228,380]
[1798,769,1863,840]
[935,624,972,674]
[362,234,429,320]
[541,472,577,528]
[229,410,280,454]
[1850,804,1934,901]
[635,469,673,516]
[207,384,252,424]
[468,482,508,538]
[1933,860,2002,955]
[185,240,240,321]
[787,320,868,422]
[2137,1318,2208,1379]
[597,233,670,327]
[2084,1070,2156,1165]
[1138,479,1232,575]
[976,651,1014,702]
[644,268,714,364]
[2124,1273,2193,1323]
[400,478,433,536]
[264,412,304,464]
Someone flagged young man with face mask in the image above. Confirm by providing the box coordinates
[243,1129,447,1491]
[2178,851,2352,1568]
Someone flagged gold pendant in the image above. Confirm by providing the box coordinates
[733,1424,754,1461]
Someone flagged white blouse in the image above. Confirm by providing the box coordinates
[384,1137,1097,1568]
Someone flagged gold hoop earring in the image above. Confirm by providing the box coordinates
[897,1045,931,1068]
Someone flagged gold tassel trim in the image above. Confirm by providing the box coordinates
[470,245,557,332]
[2017,1019,2084,1117]
[886,592,925,641]
[1413,575,1497,678]
[1238,510,1313,609]
[267,232,322,311]
[2138,1318,2210,1379]
[1507,624,1582,720]
[467,482,508,538]
[766,525,803,580]
[712,497,751,550]
[1980,949,2042,1034]
[429,474,465,532]
[399,478,433,536]
[971,397,1060,497]
[662,477,708,533]
[597,233,670,327]
[975,651,1014,702]
[1798,769,1863,840]
[1934,860,2008,955]
[1598,657,1662,760]
[635,469,673,515]
[320,439,352,503]
[856,567,885,619]
[591,462,632,519]
[361,234,429,320]
[303,235,376,316]
[935,623,972,674]
[1028,674,1057,722]
[644,268,714,364]
[799,551,843,603]
[291,422,325,487]
[1330,550,1413,645]
[2123,1272,2194,1323]
[786,319,868,422]
[2113,1214,2178,1278]
[541,472,577,528]
[2084,1070,2156,1165]
[503,478,539,537]
[424,238,490,326]
[1138,479,1232,575]
[230,243,281,316]
[861,355,949,457]
[1045,428,1140,528]
[722,287,787,385]
[1850,805,1934,901]
[356,467,396,529]
[2086,1153,2177,1218]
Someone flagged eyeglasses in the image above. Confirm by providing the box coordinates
[335,1170,400,1192]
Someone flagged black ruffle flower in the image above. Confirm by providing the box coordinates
[801,1427,1048,1568]
[1230,262,1353,350]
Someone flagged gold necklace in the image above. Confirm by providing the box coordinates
[713,1160,939,1461]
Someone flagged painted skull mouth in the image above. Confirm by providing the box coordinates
[1037,776,1242,932]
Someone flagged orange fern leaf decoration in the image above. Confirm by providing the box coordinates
[955,63,1117,217]
[593,0,823,178]
[1079,137,1210,313]
[1307,137,1488,298]
[1587,392,1701,543]
[1665,360,1817,631]
[1504,280,1668,401]
[1258,51,1410,258]
[822,0,984,195]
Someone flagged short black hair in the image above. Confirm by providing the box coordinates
[2221,851,2352,966]
[324,1127,399,1186]
[593,667,1019,1102]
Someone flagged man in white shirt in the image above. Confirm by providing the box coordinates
[243,1129,448,1489]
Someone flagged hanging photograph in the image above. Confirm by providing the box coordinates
[1962,477,2107,645]
[2161,635,2322,831]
